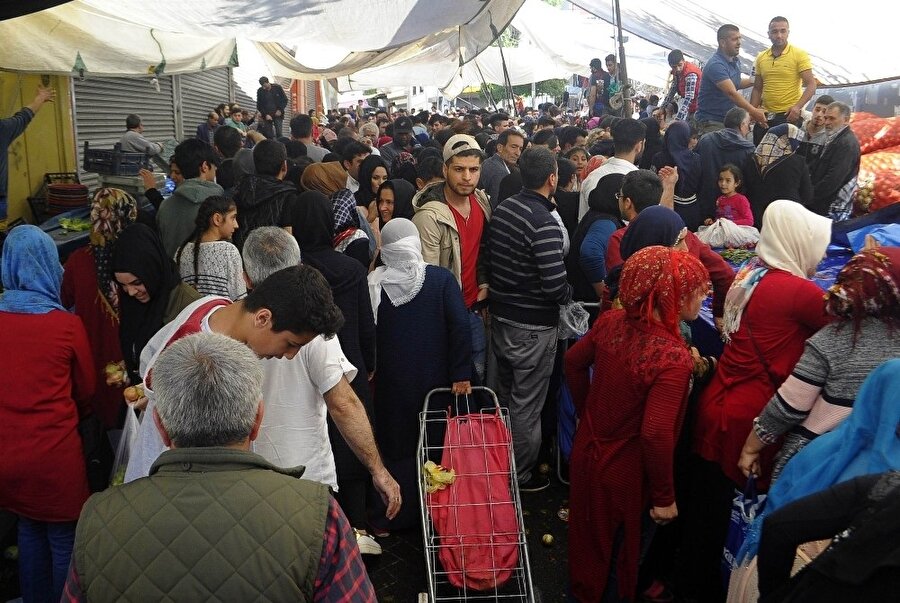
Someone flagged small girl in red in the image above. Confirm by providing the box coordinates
[715,164,754,226]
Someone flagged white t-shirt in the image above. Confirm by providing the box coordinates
[125,297,356,491]
[578,157,638,221]
[253,335,357,490]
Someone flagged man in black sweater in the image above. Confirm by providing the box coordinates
[256,76,288,138]
[486,146,572,492]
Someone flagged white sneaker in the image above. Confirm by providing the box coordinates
[354,529,383,555]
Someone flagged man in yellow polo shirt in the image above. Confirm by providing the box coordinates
[750,16,817,144]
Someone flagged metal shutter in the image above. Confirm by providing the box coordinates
[275,77,293,137]
[73,75,176,191]
[178,68,232,139]
[304,80,318,113]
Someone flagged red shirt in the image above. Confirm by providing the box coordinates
[448,195,484,308]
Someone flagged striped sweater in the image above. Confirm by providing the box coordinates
[486,189,572,326]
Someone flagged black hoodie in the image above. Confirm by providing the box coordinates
[231,174,298,251]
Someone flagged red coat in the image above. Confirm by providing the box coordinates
[675,61,702,115]
[0,310,95,521]
[62,247,126,429]
[693,270,830,489]
[565,311,692,601]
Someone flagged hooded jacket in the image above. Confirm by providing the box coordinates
[156,178,224,258]
[696,127,755,221]
[232,174,298,251]
[411,181,492,289]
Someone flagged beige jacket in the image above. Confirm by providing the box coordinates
[411,181,492,289]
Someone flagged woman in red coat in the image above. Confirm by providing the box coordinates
[565,246,710,602]
[61,188,138,428]
[695,200,832,490]
[0,225,95,603]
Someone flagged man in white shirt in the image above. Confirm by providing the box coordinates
[578,119,645,220]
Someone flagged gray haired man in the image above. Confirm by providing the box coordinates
[67,332,376,601]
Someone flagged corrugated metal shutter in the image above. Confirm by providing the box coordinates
[234,84,255,115]
[304,80,318,113]
[73,75,176,191]
[178,68,232,139]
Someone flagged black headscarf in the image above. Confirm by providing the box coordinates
[354,154,389,208]
[113,223,182,375]
[377,179,416,228]
[292,190,335,253]
[638,117,663,170]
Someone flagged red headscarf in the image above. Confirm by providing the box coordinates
[825,247,900,341]
[619,246,709,336]
[579,155,606,183]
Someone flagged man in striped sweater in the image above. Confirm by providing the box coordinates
[486,146,572,492]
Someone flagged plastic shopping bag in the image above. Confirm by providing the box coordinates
[722,476,766,587]
[697,219,760,249]
[110,408,140,486]
[558,302,590,339]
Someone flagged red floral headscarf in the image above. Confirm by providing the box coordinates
[825,247,900,342]
[619,245,709,336]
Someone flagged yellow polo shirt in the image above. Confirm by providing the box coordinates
[754,44,813,113]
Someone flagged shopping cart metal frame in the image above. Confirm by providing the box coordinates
[417,386,537,603]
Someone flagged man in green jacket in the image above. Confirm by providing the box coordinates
[156,139,224,257]
[65,332,375,602]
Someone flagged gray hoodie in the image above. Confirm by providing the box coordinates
[157,178,224,258]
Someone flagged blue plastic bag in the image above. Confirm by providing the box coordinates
[722,476,766,587]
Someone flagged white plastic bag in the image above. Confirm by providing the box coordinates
[558,302,590,339]
[110,408,140,486]
[697,218,760,249]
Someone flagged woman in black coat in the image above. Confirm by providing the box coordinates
[743,124,813,228]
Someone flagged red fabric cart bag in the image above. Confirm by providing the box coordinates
[427,412,520,591]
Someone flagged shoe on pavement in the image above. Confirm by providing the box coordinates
[355,529,383,555]
[518,475,550,492]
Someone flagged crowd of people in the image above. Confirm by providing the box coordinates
[1,14,898,603]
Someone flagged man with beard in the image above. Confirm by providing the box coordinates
[485,146,571,492]
[412,134,492,380]
[809,101,860,221]
[750,16,817,145]
[578,118,645,220]
[379,115,419,167]
[799,94,834,166]
[696,25,767,135]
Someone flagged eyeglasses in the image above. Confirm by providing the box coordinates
[615,192,623,200]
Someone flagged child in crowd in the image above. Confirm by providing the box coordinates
[564,146,589,174]
[175,195,247,300]
[713,163,753,226]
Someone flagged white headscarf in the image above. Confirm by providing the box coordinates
[757,200,832,278]
[722,201,831,341]
[367,218,427,322]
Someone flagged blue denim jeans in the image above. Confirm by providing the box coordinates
[17,516,76,603]
[469,310,486,381]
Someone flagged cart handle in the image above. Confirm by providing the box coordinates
[422,386,501,415]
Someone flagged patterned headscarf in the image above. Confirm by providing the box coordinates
[90,188,138,311]
[619,245,710,337]
[754,123,802,176]
[825,247,900,341]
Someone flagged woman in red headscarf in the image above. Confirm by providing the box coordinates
[565,246,710,602]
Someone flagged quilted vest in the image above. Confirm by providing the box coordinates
[74,448,329,602]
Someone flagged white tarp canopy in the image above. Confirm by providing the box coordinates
[0,0,893,90]
[0,1,237,76]
[570,0,897,87]
[0,0,523,81]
